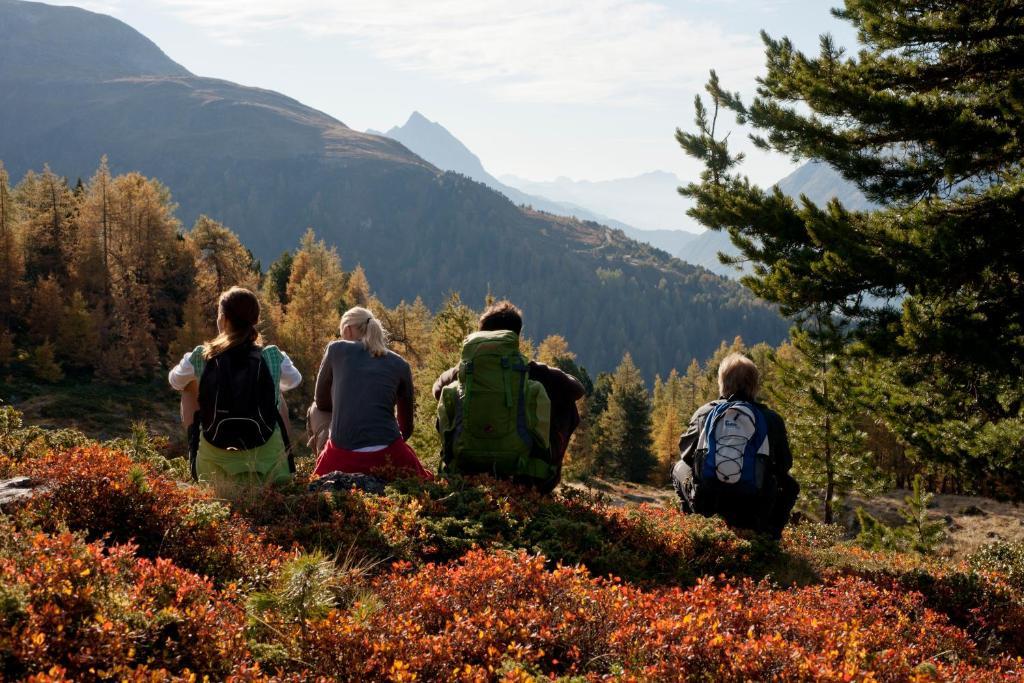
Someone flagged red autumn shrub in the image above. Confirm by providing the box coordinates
[296,549,1019,681]
[17,445,284,588]
[0,530,253,680]
[808,543,1024,658]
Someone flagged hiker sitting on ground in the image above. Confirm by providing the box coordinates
[168,286,301,485]
[671,352,799,539]
[307,306,433,481]
[432,300,585,493]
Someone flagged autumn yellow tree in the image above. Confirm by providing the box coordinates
[279,230,346,408]
[0,162,23,328]
[16,166,76,286]
[188,215,259,312]
[344,265,371,308]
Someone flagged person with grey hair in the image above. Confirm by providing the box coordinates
[671,353,799,539]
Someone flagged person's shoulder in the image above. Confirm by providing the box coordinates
[327,339,357,355]
[386,349,411,369]
[754,401,786,425]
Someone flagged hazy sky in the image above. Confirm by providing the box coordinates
[75,0,857,186]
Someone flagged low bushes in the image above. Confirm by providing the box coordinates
[0,426,1022,680]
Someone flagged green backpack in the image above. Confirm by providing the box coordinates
[437,330,554,481]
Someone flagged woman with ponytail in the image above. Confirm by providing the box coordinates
[309,306,432,480]
[168,286,302,485]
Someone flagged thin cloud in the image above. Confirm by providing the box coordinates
[126,0,765,104]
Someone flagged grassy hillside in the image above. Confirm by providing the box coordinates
[1,411,1023,680]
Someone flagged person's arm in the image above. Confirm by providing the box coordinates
[771,413,793,474]
[550,365,585,401]
[168,350,196,392]
[431,365,460,400]
[396,362,415,440]
[278,351,302,392]
[180,381,198,429]
[168,350,198,427]
[313,345,334,413]
[678,405,708,467]
[277,393,291,441]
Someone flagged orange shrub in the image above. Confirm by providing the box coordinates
[0,530,252,680]
[296,549,1020,681]
[17,445,285,588]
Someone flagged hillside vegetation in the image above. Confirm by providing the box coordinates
[1,409,1023,680]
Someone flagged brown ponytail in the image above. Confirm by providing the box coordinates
[203,286,262,360]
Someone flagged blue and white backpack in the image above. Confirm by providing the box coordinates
[696,400,770,496]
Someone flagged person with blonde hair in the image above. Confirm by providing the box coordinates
[308,306,432,480]
[168,286,301,484]
[671,352,799,539]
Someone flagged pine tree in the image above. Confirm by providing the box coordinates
[767,318,880,523]
[263,251,294,306]
[677,2,1024,482]
[595,353,656,483]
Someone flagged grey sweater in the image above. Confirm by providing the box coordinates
[313,341,415,450]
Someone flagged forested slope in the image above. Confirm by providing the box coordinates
[0,0,787,376]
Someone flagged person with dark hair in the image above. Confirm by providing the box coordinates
[168,286,301,485]
[432,300,585,492]
[671,353,799,539]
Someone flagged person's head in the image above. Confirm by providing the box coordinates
[718,353,759,400]
[340,306,389,357]
[204,286,262,359]
[479,300,523,335]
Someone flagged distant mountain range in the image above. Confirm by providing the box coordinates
[0,0,789,376]
[376,112,701,256]
[377,113,873,279]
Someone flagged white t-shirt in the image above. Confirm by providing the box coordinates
[168,345,302,393]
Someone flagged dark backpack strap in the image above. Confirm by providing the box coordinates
[277,409,295,474]
[187,411,201,481]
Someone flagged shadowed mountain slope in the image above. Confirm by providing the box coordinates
[0,0,788,375]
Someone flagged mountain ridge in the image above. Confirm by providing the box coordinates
[0,0,789,375]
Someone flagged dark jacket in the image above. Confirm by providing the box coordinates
[432,360,585,459]
[678,397,793,477]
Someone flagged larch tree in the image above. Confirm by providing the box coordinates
[16,166,76,286]
[74,156,115,302]
[344,265,372,308]
[537,335,574,366]
[188,215,259,312]
[651,369,686,480]
[25,276,63,345]
[280,230,346,409]
[0,162,23,328]
[677,1,1024,484]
